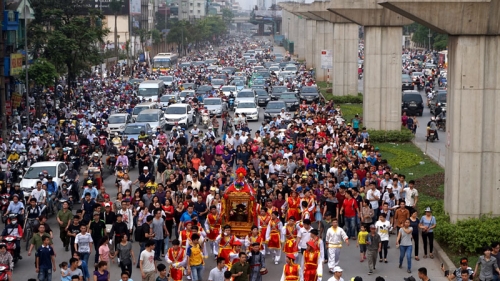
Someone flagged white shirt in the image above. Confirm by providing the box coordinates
[366,189,381,209]
[31,189,46,202]
[325,227,348,245]
[75,233,93,253]
[140,249,156,272]
[297,226,312,249]
[404,187,418,207]
[375,220,391,241]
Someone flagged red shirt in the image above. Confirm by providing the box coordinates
[162,205,174,220]
[342,198,358,218]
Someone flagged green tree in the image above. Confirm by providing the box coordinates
[221,8,234,26]
[109,0,124,59]
[407,23,448,51]
[28,58,58,87]
[28,0,109,90]
[151,29,162,45]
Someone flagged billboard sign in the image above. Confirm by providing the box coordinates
[79,0,130,16]
[130,0,140,15]
[10,53,23,76]
[321,50,332,69]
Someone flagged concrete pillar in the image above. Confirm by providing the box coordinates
[305,20,317,69]
[332,23,359,96]
[444,35,500,221]
[258,23,265,35]
[295,16,306,60]
[236,23,242,33]
[313,21,331,82]
[363,26,402,131]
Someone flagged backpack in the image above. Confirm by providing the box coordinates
[134,224,146,242]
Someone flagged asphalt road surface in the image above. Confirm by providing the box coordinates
[12,111,445,281]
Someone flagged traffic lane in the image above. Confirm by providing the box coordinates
[413,88,447,166]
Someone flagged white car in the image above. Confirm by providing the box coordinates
[164,103,195,128]
[221,86,237,97]
[107,113,132,133]
[235,102,259,121]
[269,65,280,76]
[159,93,181,107]
[20,161,68,199]
[236,89,257,105]
[159,76,174,87]
[179,90,195,102]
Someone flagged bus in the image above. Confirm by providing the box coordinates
[152,53,179,73]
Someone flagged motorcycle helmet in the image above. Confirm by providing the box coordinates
[47,175,53,180]
[68,164,73,170]
[51,144,56,148]
[39,172,44,177]
[86,179,93,185]
[130,138,134,141]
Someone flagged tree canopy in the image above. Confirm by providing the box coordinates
[406,23,448,51]
[28,0,109,87]
[28,58,58,87]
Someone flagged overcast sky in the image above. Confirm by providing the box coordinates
[241,0,315,11]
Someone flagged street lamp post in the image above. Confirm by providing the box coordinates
[24,0,29,127]
[428,28,432,51]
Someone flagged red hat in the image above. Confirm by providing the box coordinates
[104,194,110,199]
[307,240,317,250]
[232,240,242,246]
[185,221,192,225]
[286,253,296,260]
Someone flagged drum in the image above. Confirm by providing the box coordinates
[260,268,268,275]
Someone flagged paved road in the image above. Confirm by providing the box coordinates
[13,110,445,281]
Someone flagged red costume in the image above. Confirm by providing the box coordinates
[167,248,186,281]
[206,213,221,241]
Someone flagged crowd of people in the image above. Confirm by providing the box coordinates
[0,35,495,281]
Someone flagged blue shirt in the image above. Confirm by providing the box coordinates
[46,181,58,194]
[6,201,24,214]
[37,245,54,269]
[180,211,198,223]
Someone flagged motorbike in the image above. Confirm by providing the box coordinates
[427,129,438,142]
[108,154,116,173]
[0,194,9,223]
[127,149,136,169]
[437,117,446,131]
[202,113,210,129]
[0,264,10,280]
[1,235,18,265]
[80,144,89,166]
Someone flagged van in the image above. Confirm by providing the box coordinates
[164,104,194,129]
[135,109,166,130]
[402,91,424,116]
[137,80,165,102]
[132,102,159,121]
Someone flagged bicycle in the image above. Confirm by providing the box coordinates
[23,217,36,251]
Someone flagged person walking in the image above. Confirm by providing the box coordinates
[57,201,73,252]
[409,210,420,261]
[36,236,56,281]
[248,242,265,281]
[93,261,110,281]
[230,252,250,281]
[419,207,436,259]
[474,246,500,281]
[166,239,187,281]
[396,219,413,273]
[139,240,157,281]
[75,224,94,265]
[187,233,205,281]
[325,218,349,273]
[116,234,135,276]
[366,225,381,275]
[152,208,169,261]
[375,214,390,263]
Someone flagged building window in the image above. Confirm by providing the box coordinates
[190,2,193,6]
[197,10,200,14]
[197,2,201,7]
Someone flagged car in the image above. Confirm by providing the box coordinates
[402,74,414,91]
[158,76,174,87]
[231,79,245,91]
[284,64,298,72]
[205,58,217,65]
[20,161,68,199]
[207,65,218,72]
[196,85,213,95]
[159,93,181,107]
[270,86,288,100]
[269,65,280,76]
[430,90,447,115]
[182,83,197,90]
[164,104,195,128]
[128,78,144,85]
[253,66,265,72]
[402,91,424,116]
[299,86,320,103]
[179,90,195,102]
[203,98,223,116]
[235,102,259,121]
[136,109,166,130]
[192,61,205,67]
[255,89,271,106]
[132,102,159,120]
[252,79,266,89]
[122,123,153,140]
[180,62,192,69]
[221,86,237,97]
[264,101,287,121]
[279,92,300,111]
[236,89,257,105]
[211,79,226,90]
[107,113,132,133]
[221,67,236,74]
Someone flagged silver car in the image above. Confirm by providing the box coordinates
[203,98,223,116]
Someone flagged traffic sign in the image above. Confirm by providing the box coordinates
[321,50,332,69]
[5,101,11,116]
